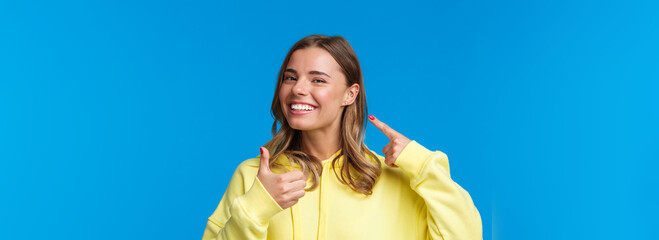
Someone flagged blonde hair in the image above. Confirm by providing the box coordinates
[262,35,381,195]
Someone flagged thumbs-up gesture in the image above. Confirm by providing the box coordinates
[257,147,307,209]
[368,115,412,168]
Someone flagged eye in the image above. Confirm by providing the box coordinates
[313,79,327,83]
[283,76,297,81]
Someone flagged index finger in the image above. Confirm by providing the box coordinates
[368,115,399,139]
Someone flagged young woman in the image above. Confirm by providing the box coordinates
[202,35,482,240]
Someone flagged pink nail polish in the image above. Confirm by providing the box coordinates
[260,148,263,154]
[369,115,374,120]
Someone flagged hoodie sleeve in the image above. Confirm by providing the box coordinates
[394,140,483,240]
[202,160,284,240]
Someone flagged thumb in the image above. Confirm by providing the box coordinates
[259,147,272,174]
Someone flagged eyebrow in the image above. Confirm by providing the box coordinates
[285,68,332,78]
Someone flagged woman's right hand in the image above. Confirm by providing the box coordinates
[257,147,306,209]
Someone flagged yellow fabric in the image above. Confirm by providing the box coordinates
[202,140,483,240]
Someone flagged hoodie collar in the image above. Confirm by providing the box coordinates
[272,148,344,169]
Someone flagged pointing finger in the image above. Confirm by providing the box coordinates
[368,115,400,139]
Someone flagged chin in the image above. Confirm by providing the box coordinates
[288,122,313,131]
[286,118,317,131]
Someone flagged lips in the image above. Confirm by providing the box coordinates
[287,101,316,115]
[288,101,317,108]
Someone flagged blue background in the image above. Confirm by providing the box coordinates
[1,0,657,239]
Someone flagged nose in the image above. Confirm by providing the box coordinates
[292,77,309,96]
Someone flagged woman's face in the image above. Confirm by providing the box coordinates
[279,47,358,132]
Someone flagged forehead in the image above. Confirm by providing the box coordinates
[286,47,342,74]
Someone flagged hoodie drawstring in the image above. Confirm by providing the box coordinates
[291,203,301,239]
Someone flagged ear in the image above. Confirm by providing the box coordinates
[343,83,360,106]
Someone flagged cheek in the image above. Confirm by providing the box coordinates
[279,86,290,102]
[315,90,341,109]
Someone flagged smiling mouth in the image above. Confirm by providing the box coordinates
[290,104,316,110]
[289,104,316,115]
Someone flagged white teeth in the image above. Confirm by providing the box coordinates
[291,104,316,111]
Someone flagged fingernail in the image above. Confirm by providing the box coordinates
[369,115,374,120]
[260,147,263,154]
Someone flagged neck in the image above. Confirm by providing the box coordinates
[300,126,341,162]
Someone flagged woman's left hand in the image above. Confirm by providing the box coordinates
[368,115,412,168]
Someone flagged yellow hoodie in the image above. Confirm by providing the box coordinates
[202,140,482,239]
